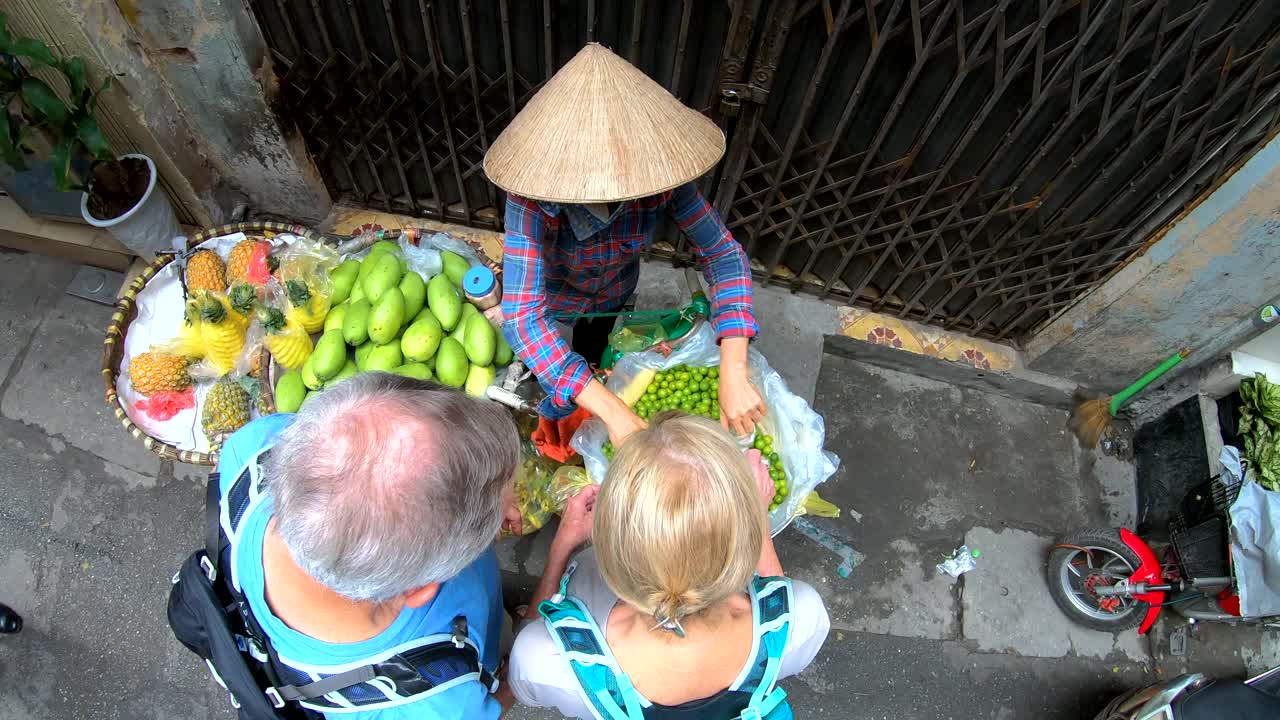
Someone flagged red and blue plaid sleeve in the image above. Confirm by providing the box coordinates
[668,182,759,340]
[499,196,593,414]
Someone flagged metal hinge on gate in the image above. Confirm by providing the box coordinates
[719,83,769,117]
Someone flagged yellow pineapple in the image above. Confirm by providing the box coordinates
[202,380,250,439]
[284,279,329,334]
[257,305,312,370]
[227,282,258,327]
[226,238,275,285]
[200,293,246,374]
[129,351,192,395]
[185,249,226,294]
[175,298,206,359]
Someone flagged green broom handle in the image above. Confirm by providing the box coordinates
[1108,350,1189,416]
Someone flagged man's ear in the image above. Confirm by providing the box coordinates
[403,582,440,609]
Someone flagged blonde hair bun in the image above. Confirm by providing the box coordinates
[593,414,765,629]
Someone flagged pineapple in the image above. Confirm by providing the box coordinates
[129,351,193,395]
[257,306,312,370]
[200,293,247,374]
[185,249,227,294]
[202,380,250,439]
[227,282,258,325]
[176,298,206,359]
[284,279,329,334]
[226,238,275,285]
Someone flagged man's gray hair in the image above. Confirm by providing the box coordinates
[266,372,519,603]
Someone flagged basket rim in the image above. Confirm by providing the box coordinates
[102,221,326,466]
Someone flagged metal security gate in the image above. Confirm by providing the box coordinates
[248,1,732,227]
[250,0,1280,342]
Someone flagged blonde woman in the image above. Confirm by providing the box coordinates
[507,414,830,719]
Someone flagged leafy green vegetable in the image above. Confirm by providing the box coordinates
[1238,373,1280,491]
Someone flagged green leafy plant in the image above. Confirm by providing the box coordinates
[0,12,113,191]
[1238,373,1280,490]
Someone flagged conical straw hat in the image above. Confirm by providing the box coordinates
[484,43,725,204]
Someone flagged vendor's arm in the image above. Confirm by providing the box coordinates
[668,182,767,435]
[500,198,646,444]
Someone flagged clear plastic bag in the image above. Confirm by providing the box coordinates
[570,323,840,534]
[513,447,594,533]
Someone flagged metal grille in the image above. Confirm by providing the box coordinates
[715,0,1280,339]
[251,0,1280,341]
[249,0,731,230]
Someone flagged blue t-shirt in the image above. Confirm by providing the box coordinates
[217,415,503,720]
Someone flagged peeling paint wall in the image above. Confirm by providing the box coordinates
[38,0,330,224]
[1026,133,1280,392]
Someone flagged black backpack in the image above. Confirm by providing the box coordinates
[167,456,497,719]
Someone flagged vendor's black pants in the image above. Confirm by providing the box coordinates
[572,314,618,367]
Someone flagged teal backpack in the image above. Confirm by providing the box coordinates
[539,561,794,720]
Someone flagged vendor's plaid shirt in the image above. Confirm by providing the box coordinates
[501,181,758,415]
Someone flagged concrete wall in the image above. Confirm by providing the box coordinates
[5,0,330,225]
[1025,132,1280,392]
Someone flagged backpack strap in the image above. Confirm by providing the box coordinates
[273,618,497,714]
[732,577,793,719]
[539,561,648,720]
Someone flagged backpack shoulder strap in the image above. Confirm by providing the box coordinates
[731,576,794,719]
[204,471,221,567]
[272,615,497,714]
[538,561,648,720]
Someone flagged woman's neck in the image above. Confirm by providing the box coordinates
[607,593,756,704]
[261,519,403,643]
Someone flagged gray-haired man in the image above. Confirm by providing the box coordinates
[213,373,519,719]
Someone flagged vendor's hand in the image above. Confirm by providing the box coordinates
[606,407,648,447]
[552,484,600,555]
[719,370,767,438]
[578,379,648,447]
[747,449,774,512]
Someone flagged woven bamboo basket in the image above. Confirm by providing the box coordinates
[103,222,501,466]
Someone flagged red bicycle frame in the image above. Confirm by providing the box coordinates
[1119,528,1167,634]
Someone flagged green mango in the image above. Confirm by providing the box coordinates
[354,340,375,370]
[329,259,360,305]
[393,362,433,380]
[494,330,513,366]
[301,353,323,391]
[427,273,462,331]
[311,330,347,381]
[342,299,372,345]
[399,271,426,322]
[464,364,496,398]
[368,287,405,345]
[323,303,347,334]
[274,370,306,413]
[463,313,496,366]
[356,250,385,282]
[435,337,468,388]
[449,315,468,344]
[441,250,470,287]
[362,252,403,303]
[370,240,402,257]
[348,279,366,303]
[327,359,359,386]
[401,311,443,362]
[366,343,403,372]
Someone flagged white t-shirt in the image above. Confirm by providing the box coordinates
[508,549,831,718]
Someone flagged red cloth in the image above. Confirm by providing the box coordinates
[532,407,592,463]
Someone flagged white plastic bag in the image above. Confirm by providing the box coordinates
[570,323,840,534]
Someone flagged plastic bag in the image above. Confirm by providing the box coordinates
[399,238,442,279]
[570,323,840,534]
[513,445,594,533]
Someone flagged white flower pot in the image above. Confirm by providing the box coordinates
[80,153,182,258]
